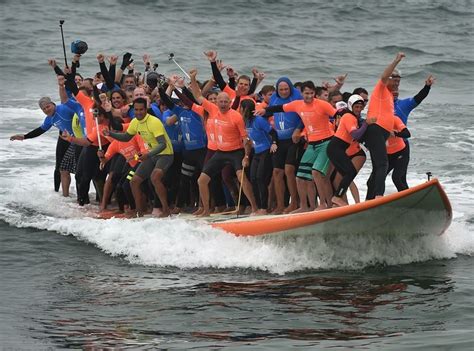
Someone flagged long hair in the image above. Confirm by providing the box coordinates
[240,99,256,125]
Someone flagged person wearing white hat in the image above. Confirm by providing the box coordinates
[327,95,377,207]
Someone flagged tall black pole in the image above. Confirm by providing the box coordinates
[59,20,68,68]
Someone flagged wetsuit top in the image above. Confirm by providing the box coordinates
[105,135,147,167]
[394,98,416,125]
[171,106,207,151]
[245,116,273,154]
[39,101,76,135]
[125,114,173,155]
[66,99,86,138]
[367,79,395,132]
[283,99,336,142]
[386,116,409,155]
[87,122,111,148]
[192,104,217,151]
[201,98,247,152]
[160,109,183,153]
[75,90,95,136]
[334,113,359,145]
[150,102,163,119]
[269,77,303,140]
[394,84,431,125]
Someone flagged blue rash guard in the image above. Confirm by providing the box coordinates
[269,77,303,140]
[39,101,77,135]
[65,98,86,137]
[246,116,273,154]
[394,97,417,125]
[171,106,207,151]
[150,102,163,119]
[161,109,183,153]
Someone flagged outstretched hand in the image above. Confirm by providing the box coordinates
[189,68,198,80]
[47,58,57,68]
[425,74,436,86]
[10,134,25,141]
[334,73,348,85]
[203,50,217,62]
[396,52,406,62]
[96,53,105,63]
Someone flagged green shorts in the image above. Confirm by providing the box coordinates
[296,140,331,180]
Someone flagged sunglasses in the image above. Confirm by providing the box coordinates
[389,75,401,79]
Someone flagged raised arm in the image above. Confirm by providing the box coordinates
[189,69,205,104]
[48,58,64,76]
[57,75,68,103]
[116,52,133,84]
[381,52,405,84]
[204,50,227,91]
[413,75,435,105]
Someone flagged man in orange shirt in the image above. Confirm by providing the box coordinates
[189,68,258,217]
[364,52,405,199]
[257,81,336,211]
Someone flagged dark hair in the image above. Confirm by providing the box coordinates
[328,90,342,100]
[342,92,352,103]
[240,99,256,124]
[259,85,275,95]
[301,80,316,92]
[75,73,83,79]
[352,87,368,96]
[237,75,251,83]
[133,97,148,108]
[315,86,328,96]
[123,74,137,85]
[111,89,127,100]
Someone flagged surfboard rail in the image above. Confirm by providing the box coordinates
[211,179,452,237]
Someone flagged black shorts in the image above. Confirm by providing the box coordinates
[202,149,244,178]
[272,138,303,169]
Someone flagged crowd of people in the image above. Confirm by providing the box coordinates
[10,50,435,218]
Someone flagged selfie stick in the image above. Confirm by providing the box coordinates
[168,53,190,79]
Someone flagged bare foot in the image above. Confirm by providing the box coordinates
[171,207,181,215]
[254,209,268,216]
[193,207,204,216]
[197,210,211,217]
[315,205,328,211]
[290,207,309,214]
[331,196,348,208]
[271,207,285,215]
[284,204,298,214]
[158,210,171,218]
[152,208,163,216]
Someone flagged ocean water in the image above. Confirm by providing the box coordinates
[1,0,473,349]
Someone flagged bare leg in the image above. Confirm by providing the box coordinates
[151,169,170,217]
[197,173,211,216]
[60,171,71,197]
[236,169,258,213]
[291,177,309,213]
[306,180,317,210]
[284,164,298,213]
[272,168,285,214]
[130,175,146,216]
[313,170,332,210]
[349,182,360,203]
[100,172,114,211]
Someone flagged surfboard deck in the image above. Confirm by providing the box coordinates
[86,179,452,238]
